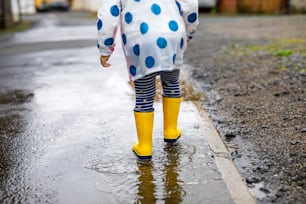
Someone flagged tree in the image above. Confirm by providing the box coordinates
[17,0,22,22]
[1,0,7,28]
[0,0,12,29]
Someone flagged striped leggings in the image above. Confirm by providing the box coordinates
[134,69,181,112]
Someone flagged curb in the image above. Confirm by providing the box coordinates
[181,68,256,204]
[193,102,256,204]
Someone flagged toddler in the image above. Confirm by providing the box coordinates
[97,0,199,160]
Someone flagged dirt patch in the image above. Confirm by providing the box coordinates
[185,15,306,203]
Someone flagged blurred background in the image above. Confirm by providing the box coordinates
[1,0,306,29]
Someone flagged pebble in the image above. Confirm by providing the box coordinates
[274,91,289,97]
[290,140,299,145]
[257,164,270,173]
[246,176,261,184]
[276,191,284,197]
[225,133,236,138]
[278,186,288,192]
[292,175,299,181]
[247,183,255,188]
[297,181,304,186]
[282,115,289,120]
[225,132,236,142]
[260,187,271,194]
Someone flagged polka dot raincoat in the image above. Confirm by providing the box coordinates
[97,0,199,81]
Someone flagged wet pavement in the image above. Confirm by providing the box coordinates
[0,12,254,203]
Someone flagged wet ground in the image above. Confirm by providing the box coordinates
[185,15,306,203]
[0,12,240,203]
[1,11,305,204]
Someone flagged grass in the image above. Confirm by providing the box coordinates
[235,44,295,57]
[300,68,306,74]
[230,37,306,74]
[0,20,32,34]
[231,37,306,57]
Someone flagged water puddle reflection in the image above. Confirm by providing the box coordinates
[85,142,198,203]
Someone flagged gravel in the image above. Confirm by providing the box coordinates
[185,15,306,203]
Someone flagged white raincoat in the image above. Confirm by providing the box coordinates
[97,0,199,81]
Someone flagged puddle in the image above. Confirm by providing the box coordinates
[83,139,212,203]
[0,38,233,203]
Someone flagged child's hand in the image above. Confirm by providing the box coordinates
[100,55,111,68]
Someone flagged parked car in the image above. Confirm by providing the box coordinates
[198,0,217,12]
[35,0,70,12]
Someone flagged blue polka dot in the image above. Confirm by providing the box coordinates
[140,23,149,34]
[125,12,133,24]
[97,19,103,30]
[130,65,137,76]
[157,37,167,49]
[173,54,176,63]
[180,38,184,49]
[110,5,120,17]
[145,56,155,68]
[104,38,114,46]
[187,13,197,23]
[151,4,161,15]
[169,20,178,32]
[122,34,127,45]
[97,44,100,48]
[134,0,140,2]
[133,44,140,56]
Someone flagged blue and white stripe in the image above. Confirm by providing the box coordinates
[134,70,181,112]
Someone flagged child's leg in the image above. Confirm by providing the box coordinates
[160,69,181,98]
[134,73,157,112]
[160,69,181,143]
[132,73,157,160]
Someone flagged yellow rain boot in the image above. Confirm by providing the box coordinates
[163,97,181,143]
[132,111,154,160]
